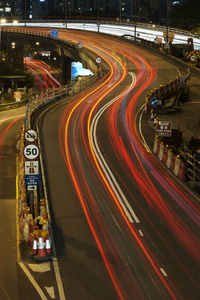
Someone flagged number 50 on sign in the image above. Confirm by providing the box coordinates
[23,144,40,160]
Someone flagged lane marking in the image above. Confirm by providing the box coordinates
[45,286,55,299]
[160,268,168,277]
[36,109,66,300]
[138,230,144,236]
[28,262,51,273]
[90,72,140,223]
[18,262,48,300]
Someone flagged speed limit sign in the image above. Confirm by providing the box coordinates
[23,144,40,160]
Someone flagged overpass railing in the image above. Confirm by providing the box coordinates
[25,75,98,129]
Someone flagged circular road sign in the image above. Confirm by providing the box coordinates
[25,129,38,143]
[150,98,158,107]
[96,57,101,64]
[190,55,196,62]
[23,144,40,160]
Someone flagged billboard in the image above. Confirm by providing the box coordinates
[71,62,93,80]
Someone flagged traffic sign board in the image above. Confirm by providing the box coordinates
[51,30,58,37]
[78,40,82,49]
[156,121,172,137]
[164,42,170,50]
[150,98,158,107]
[25,129,38,143]
[25,161,39,175]
[190,55,196,62]
[27,185,37,191]
[96,57,101,64]
[23,144,40,160]
[25,175,40,186]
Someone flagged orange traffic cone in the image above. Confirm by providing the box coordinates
[32,234,38,255]
[45,234,52,254]
[37,231,46,258]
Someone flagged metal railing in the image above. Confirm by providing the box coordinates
[25,75,98,129]
[185,147,200,189]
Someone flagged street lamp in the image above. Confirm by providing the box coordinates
[65,0,68,28]
[134,0,137,41]
[0,19,6,53]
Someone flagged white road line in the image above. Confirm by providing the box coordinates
[36,110,66,300]
[138,230,144,236]
[52,257,66,300]
[138,104,151,153]
[18,262,48,300]
[90,72,140,223]
[160,268,168,277]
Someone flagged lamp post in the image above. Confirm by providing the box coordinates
[65,0,68,28]
[0,19,6,53]
[166,0,169,44]
[134,0,137,41]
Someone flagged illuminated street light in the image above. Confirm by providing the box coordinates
[0,19,6,52]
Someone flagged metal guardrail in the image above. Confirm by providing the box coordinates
[25,75,98,129]
[185,147,200,189]
[10,19,195,37]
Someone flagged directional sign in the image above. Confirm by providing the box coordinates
[150,98,158,107]
[25,161,39,175]
[27,185,37,191]
[156,121,172,137]
[25,175,40,186]
[23,144,40,160]
[25,129,38,143]
[51,30,58,37]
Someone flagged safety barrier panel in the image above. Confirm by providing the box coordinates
[153,136,186,180]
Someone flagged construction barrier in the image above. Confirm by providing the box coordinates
[153,137,186,180]
[31,229,53,261]
[166,149,173,169]
[177,160,186,180]
[170,153,176,172]
[173,155,181,176]
[162,145,169,165]
[158,142,164,161]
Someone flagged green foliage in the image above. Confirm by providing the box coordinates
[0,58,35,89]
[169,0,200,30]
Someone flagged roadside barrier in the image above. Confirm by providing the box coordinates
[177,160,186,180]
[173,155,181,176]
[153,136,186,180]
[153,136,159,154]
[162,145,169,165]
[170,153,176,172]
[166,149,173,169]
[158,142,164,161]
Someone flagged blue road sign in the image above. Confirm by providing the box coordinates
[150,98,158,107]
[51,30,58,37]
[25,175,40,186]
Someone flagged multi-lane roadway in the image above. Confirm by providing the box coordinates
[0,27,199,299]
